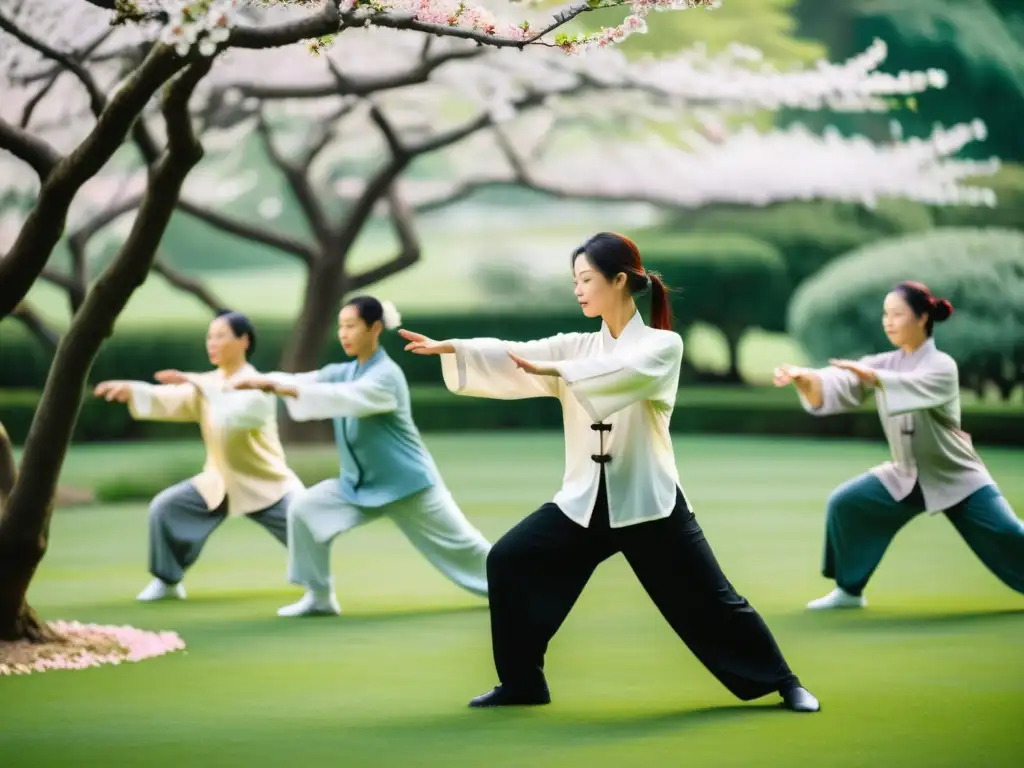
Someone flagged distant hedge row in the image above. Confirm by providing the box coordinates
[0,312,597,390]
[2,385,1020,447]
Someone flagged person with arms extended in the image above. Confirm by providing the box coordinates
[774,281,1024,610]
[400,232,819,713]
[93,310,302,602]
[232,296,491,618]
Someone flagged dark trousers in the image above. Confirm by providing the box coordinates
[486,475,800,700]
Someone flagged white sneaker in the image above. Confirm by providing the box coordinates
[806,587,866,610]
[277,590,341,617]
[136,578,186,602]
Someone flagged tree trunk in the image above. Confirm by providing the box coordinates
[278,263,347,443]
[0,424,58,644]
[724,328,744,384]
[0,61,209,641]
[0,422,15,510]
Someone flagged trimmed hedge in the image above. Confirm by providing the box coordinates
[788,227,1024,398]
[641,233,791,334]
[2,386,1020,447]
[0,312,600,390]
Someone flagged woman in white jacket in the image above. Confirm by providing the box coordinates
[400,232,819,713]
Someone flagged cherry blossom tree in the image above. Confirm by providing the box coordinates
[152,33,998,389]
[0,0,727,643]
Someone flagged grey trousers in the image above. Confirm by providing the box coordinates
[148,480,293,585]
[823,472,1024,597]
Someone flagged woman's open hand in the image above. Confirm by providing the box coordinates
[829,358,879,387]
[398,329,454,356]
[232,376,278,394]
[508,352,559,377]
[93,381,132,403]
[772,364,811,388]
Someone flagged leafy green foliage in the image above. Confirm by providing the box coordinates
[634,233,791,378]
[792,0,1024,162]
[651,200,935,287]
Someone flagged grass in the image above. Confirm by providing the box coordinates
[1,434,1022,766]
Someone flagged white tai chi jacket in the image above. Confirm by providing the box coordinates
[440,310,687,528]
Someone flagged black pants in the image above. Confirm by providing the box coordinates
[486,475,800,700]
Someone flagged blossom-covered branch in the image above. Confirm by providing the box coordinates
[398,119,999,213]
[131,0,723,57]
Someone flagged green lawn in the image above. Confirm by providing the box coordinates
[2,434,1022,767]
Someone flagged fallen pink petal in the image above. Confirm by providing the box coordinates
[0,621,186,677]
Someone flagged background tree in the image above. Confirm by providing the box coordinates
[0,0,726,641]
[72,34,999,401]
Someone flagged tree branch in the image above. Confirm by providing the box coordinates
[368,103,407,160]
[9,303,60,353]
[228,0,344,49]
[0,43,188,318]
[227,1,597,51]
[348,186,421,291]
[151,256,224,312]
[176,198,318,266]
[0,118,61,180]
[254,111,334,247]
[15,26,115,131]
[39,268,80,295]
[0,9,106,118]
[233,46,482,101]
[0,421,15,511]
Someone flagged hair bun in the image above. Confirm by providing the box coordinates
[932,298,953,322]
[380,300,402,330]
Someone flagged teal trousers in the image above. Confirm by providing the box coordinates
[822,473,1024,597]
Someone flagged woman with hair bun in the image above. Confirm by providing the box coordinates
[402,232,819,713]
[233,296,491,618]
[775,281,1024,610]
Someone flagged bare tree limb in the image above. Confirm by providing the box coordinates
[0,42,188,318]
[229,0,344,50]
[368,103,407,160]
[254,110,334,247]
[0,118,61,179]
[348,186,421,291]
[38,268,81,295]
[151,256,224,312]
[176,198,318,265]
[236,45,482,101]
[0,9,106,118]
[0,421,15,511]
[9,303,60,352]
[16,26,115,130]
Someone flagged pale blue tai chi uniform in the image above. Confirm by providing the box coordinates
[269,347,490,600]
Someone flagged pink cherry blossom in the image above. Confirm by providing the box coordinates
[0,621,186,677]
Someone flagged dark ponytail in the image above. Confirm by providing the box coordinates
[647,272,673,331]
[570,232,675,331]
